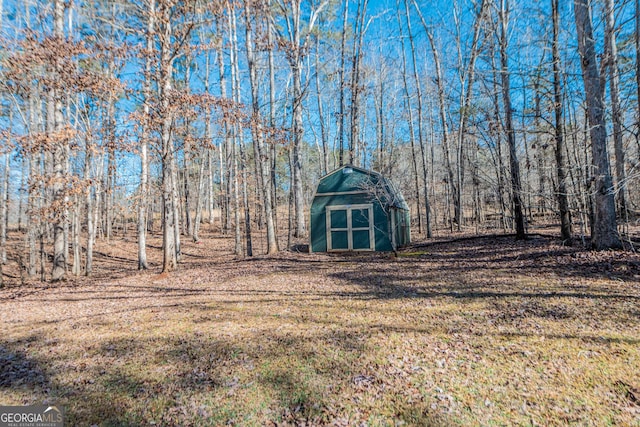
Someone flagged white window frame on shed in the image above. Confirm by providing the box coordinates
[325,204,375,251]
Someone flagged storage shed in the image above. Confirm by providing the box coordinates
[310,165,410,252]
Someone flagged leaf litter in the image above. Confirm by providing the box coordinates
[0,230,639,425]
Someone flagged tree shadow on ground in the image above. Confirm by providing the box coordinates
[327,267,640,302]
[0,344,49,394]
[0,326,452,426]
[2,233,638,425]
[400,234,640,282]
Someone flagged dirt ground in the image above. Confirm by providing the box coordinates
[1,225,640,425]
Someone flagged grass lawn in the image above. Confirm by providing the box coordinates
[1,232,639,426]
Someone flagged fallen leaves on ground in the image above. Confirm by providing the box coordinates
[1,228,639,426]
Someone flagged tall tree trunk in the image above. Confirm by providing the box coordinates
[171,138,181,261]
[207,149,215,225]
[349,0,368,166]
[287,149,294,248]
[290,2,307,238]
[338,0,349,166]
[84,139,96,275]
[215,23,231,235]
[487,41,508,232]
[159,2,178,272]
[374,52,386,172]
[533,77,547,215]
[226,2,243,257]
[137,136,149,269]
[0,139,9,265]
[63,99,71,274]
[552,0,572,244]
[105,92,116,241]
[231,5,251,257]
[51,0,66,282]
[233,130,242,256]
[240,140,252,257]
[71,193,81,276]
[498,0,526,240]
[193,154,206,242]
[520,77,533,222]
[183,56,193,238]
[69,95,79,276]
[397,7,422,234]
[138,0,154,270]
[205,51,216,226]
[404,0,431,237]
[573,0,622,250]
[244,5,278,254]
[27,93,38,278]
[267,2,278,230]
[453,0,488,230]
[414,4,455,232]
[315,36,328,175]
[17,155,25,232]
[184,145,193,237]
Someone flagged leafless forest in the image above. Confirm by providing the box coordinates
[1,0,640,283]
[2,2,640,424]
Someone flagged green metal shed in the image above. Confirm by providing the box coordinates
[310,165,410,252]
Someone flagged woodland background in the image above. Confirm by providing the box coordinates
[0,0,639,282]
[1,1,640,424]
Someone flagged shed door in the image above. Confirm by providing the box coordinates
[326,204,374,251]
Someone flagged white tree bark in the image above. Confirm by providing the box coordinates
[138,0,153,270]
[51,0,66,281]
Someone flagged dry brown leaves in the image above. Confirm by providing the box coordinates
[1,228,639,426]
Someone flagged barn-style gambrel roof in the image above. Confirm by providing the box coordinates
[314,165,409,211]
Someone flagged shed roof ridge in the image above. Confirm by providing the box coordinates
[322,164,384,180]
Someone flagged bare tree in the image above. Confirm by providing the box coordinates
[267,0,279,230]
[275,0,328,238]
[226,0,243,257]
[137,0,154,270]
[338,0,349,167]
[396,5,422,235]
[497,0,526,239]
[155,0,198,271]
[404,0,431,238]
[51,0,67,281]
[244,0,279,254]
[452,0,489,229]
[413,2,455,232]
[552,0,572,244]
[314,33,329,175]
[348,0,368,166]
[573,0,622,250]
